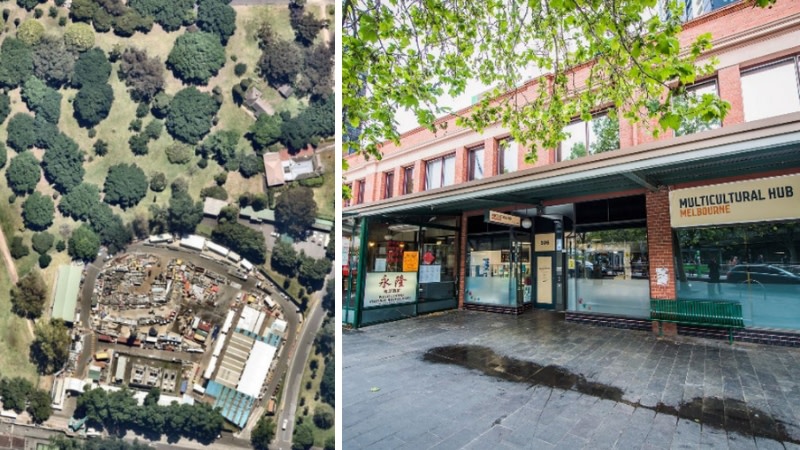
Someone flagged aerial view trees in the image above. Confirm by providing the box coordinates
[22,192,55,231]
[275,186,317,238]
[32,35,76,87]
[21,76,62,123]
[59,183,101,220]
[128,0,194,32]
[118,47,165,101]
[5,151,41,195]
[0,38,34,89]
[167,190,203,234]
[72,47,111,87]
[30,319,71,374]
[0,376,52,423]
[10,270,47,319]
[42,134,86,193]
[6,113,37,151]
[103,163,148,209]
[197,0,237,44]
[73,82,114,127]
[166,87,220,144]
[68,224,101,261]
[211,222,266,264]
[167,32,226,85]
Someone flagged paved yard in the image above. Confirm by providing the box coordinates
[343,310,800,449]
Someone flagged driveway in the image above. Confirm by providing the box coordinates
[344,310,800,449]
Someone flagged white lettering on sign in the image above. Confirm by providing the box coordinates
[485,210,521,227]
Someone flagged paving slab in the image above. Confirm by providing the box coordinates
[344,310,800,449]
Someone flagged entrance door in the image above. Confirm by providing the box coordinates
[510,234,532,307]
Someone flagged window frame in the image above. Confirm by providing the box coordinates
[740,56,800,123]
[468,145,485,181]
[674,78,721,137]
[383,171,394,199]
[402,166,414,195]
[344,184,352,207]
[558,110,618,161]
[356,179,365,204]
[496,138,518,174]
[424,153,456,191]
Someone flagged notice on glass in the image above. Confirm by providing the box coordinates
[419,264,441,283]
[656,268,669,286]
[403,251,419,272]
[374,258,386,272]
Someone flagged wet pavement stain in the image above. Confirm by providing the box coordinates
[423,344,799,444]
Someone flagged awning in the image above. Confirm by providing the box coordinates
[344,113,800,217]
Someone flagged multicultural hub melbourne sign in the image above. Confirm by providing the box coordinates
[363,272,417,308]
[669,174,800,227]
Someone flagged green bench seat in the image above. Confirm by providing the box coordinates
[650,299,744,344]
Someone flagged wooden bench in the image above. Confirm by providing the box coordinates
[650,299,744,344]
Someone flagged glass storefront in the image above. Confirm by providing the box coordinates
[567,228,650,318]
[674,222,800,330]
[342,216,362,326]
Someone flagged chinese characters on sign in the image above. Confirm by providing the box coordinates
[364,272,417,308]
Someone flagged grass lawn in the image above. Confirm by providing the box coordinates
[261,262,303,301]
[0,266,39,383]
[313,149,335,221]
[296,348,334,447]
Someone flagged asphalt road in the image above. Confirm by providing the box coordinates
[272,280,329,450]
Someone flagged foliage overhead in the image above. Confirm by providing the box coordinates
[129,0,195,32]
[64,23,96,52]
[72,47,112,87]
[21,76,62,124]
[340,0,781,164]
[59,183,101,220]
[257,24,303,87]
[167,190,203,234]
[6,113,38,151]
[250,416,275,450]
[69,223,101,261]
[17,19,45,46]
[275,186,317,238]
[73,83,114,127]
[166,87,220,144]
[281,95,334,151]
[211,221,267,264]
[32,35,76,88]
[198,130,240,169]
[11,270,48,319]
[197,0,237,44]
[42,134,86,193]
[103,163,148,209]
[31,319,71,374]
[22,191,55,231]
[167,31,226,85]
[0,38,34,89]
[5,151,41,195]
[118,47,165,101]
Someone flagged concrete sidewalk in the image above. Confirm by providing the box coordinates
[343,310,800,449]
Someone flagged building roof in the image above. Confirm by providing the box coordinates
[203,197,229,217]
[237,305,264,334]
[263,152,285,187]
[239,206,275,222]
[206,380,255,428]
[282,157,317,182]
[277,84,294,98]
[237,340,276,398]
[313,219,333,232]
[180,234,206,251]
[52,265,82,324]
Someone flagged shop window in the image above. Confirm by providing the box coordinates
[402,166,414,195]
[356,179,365,204]
[659,0,739,22]
[559,113,619,161]
[468,145,484,181]
[675,223,800,331]
[674,80,721,136]
[424,154,455,190]
[741,58,800,122]
[497,138,518,174]
[567,228,650,318]
[383,171,394,199]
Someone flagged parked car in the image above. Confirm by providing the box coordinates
[726,264,800,285]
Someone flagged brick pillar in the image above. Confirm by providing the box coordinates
[485,138,498,177]
[393,167,402,198]
[459,213,468,309]
[413,159,425,193]
[455,146,468,183]
[646,187,678,336]
[719,65,745,127]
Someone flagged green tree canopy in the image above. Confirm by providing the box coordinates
[274,186,317,238]
[17,19,45,46]
[72,47,111,87]
[257,24,303,87]
[42,134,85,193]
[21,76,62,124]
[0,377,33,413]
[319,358,334,406]
[197,0,237,44]
[31,231,54,254]
[104,163,148,209]
[0,38,34,89]
[167,190,203,234]
[118,47,165,102]
[69,224,101,261]
[64,23,95,52]
[112,9,154,37]
[32,35,76,88]
[0,94,10,125]
[69,0,98,22]
[11,270,47,319]
[280,96,334,151]
[312,404,334,429]
[150,172,167,192]
[31,319,71,374]
[129,0,194,32]
[6,113,38,151]
[87,202,132,254]
[167,32,226,85]
[166,87,219,144]
[339,0,777,166]
[27,388,53,424]
[289,2,326,47]
[211,222,266,264]
[271,240,298,277]
[22,191,55,231]
[292,423,314,450]
[298,254,331,291]
[59,183,101,220]
[249,113,283,152]
[73,83,114,127]
[251,416,275,450]
[239,153,262,178]
[198,130,240,169]
[6,151,41,195]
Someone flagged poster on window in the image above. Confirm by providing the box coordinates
[364,272,417,308]
[419,264,441,283]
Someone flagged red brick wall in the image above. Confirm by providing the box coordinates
[718,65,745,127]
[646,188,677,336]
[458,214,468,309]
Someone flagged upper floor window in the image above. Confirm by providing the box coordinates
[402,166,414,195]
[660,0,739,22]
[344,184,352,207]
[560,113,619,161]
[383,171,394,199]
[675,80,721,136]
[741,58,800,122]
[497,138,518,174]
[356,179,365,204]
[468,146,485,181]
[425,154,456,190]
